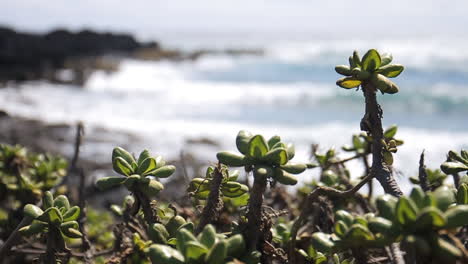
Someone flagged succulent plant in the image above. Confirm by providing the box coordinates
[0,144,67,200]
[297,247,355,264]
[147,224,248,264]
[216,131,307,185]
[311,186,468,261]
[96,147,176,196]
[410,168,447,189]
[441,150,468,175]
[20,191,81,239]
[335,49,404,94]
[188,165,249,201]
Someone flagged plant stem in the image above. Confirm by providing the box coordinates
[196,163,224,234]
[418,151,430,192]
[0,217,31,260]
[134,192,158,225]
[246,172,267,252]
[361,83,403,197]
[288,172,373,262]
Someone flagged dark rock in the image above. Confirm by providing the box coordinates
[0,26,158,84]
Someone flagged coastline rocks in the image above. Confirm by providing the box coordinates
[0,26,157,85]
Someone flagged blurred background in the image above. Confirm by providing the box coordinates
[0,0,467,192]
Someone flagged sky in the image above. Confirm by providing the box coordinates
[1,0,467,41]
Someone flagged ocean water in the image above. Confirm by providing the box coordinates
[1,35,467,193]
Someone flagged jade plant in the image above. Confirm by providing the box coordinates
[147,224,249,264]
[188,165,249,202]
[311,186,468,262]
[335,49,404,196]
[335,49,404,94]
[217,130,307,251]
[441,150,468,175]
[20,191,81,263]
[96,147,176,223]
[0,144,67,202]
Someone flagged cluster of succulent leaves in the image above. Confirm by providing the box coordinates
[96,147,176,196]
[20,191,82,239]
[410,168,447,189]
[217,130,307,185]
[441,150,468,175]
[312,186,468,261]
[147,223,255,264]
[0,144,67,200]
[335,49,404,94]
[187,165,249,206]
[297,247,355,264]
[341,125,403,166]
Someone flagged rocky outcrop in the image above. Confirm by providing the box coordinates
[0,26,158,84]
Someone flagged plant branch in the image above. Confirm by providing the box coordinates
[196,163,224,234]
[0,217,31,260]
[288,172,373,262]
[361,82,403,197]
[246,171,268,252]
[418,150,430,192]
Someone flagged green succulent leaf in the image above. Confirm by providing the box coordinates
[205,240,227,264]
[433,186,456,211]
[19,220,48,236]
[368,217,394,234]
[444,205,468,229]
[384,125,398,139]
[137,150,151,166]
[62,206,80,222]
[280,163,307,174]
[37,207,63,224]
[380,53,393,66]
[95,176,126,190]
[267,135,281,149]
[185,241,208,260]
[352,50,361,66]
[112,147,136,167]
[148,244,185,264]
[221,182,249,198]
[336,77,362,89]
[377,64,404,78]
[335,210,354,227]
[217,152,246,167]
[311,233,335,254]
[236,130,253,154]
[53,195,70,211]
[24,204,44,219]
[226,234,245,257]
[247,135,269,159]
[441,161,468,174]
[198,224,217,248]
[457,183,468,204]
[371,73,399,94]
[253,165,273,179]
[361,49,381,72]
[139,179,164,197]
[335,65,352,76]
[43,191,54,209]
[150,165,176,178]
[334,220,349,238]
[113,156,134,176]
[286,143,295,160]
[415,207,446,230]
[264,148,288,165]
[396,196,418,226]
[273,168,298,185]
[137,157,157,175]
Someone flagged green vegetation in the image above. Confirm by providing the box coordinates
[0,49,466,263]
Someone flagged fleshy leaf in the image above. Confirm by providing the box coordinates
[336,77,362,89]
[247,135,269,159]
[361,49,381,72]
